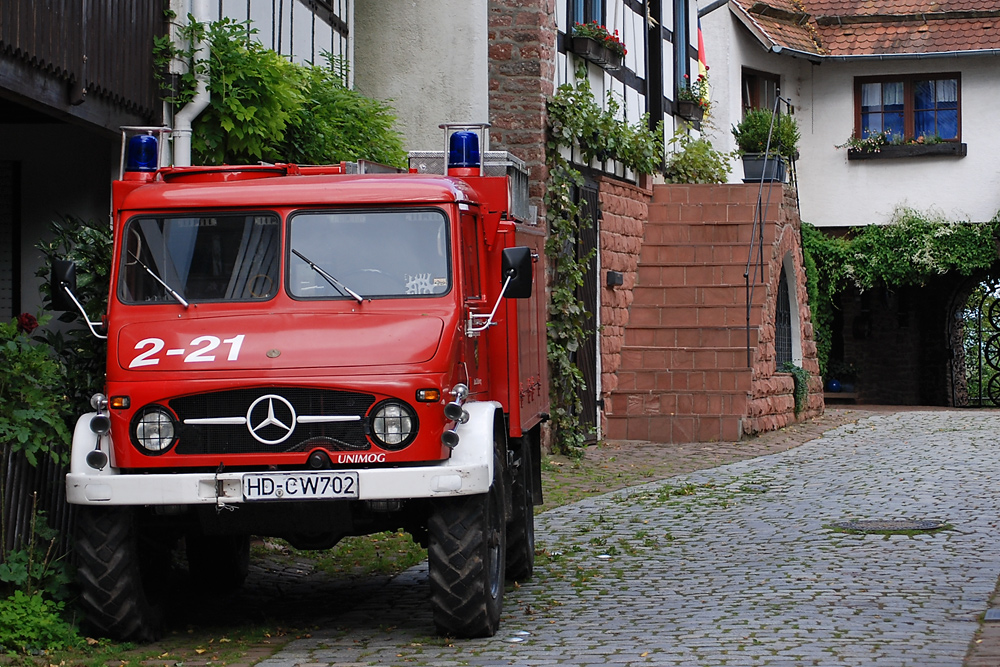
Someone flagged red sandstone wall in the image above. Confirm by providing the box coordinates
[597,175,652,398]
[744,188,824,434]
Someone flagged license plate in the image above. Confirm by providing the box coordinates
[242,471,359,501]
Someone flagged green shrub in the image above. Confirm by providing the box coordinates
[731,108,799,158]
[663,129,731,184]
[0,319,72,466]
[158,17,407,168]
[0,591,81,654]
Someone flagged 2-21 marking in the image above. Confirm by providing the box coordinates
[129,334,245,368]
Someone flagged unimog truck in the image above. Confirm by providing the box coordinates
[55,124,549,641]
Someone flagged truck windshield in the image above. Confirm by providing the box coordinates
[288,209,450,299]
[120,214,280,304]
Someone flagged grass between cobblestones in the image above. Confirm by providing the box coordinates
[12,409,873,667]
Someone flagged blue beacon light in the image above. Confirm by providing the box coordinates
[448,131,480,169]
[125,134,159,172]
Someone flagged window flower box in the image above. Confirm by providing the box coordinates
[676,100,705,122]
[571,36,623,71]
[847,142,967,160]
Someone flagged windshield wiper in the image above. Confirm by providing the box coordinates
[292,249,364,304]
[127,250,189,308]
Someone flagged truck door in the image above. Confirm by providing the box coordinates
[461,212,488,396]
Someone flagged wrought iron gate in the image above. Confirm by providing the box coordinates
[965,278,1000,407]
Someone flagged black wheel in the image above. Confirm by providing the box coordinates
[185,532,250,592]
[505,441,535,582]
[428,451,506,638]
[74,506,167,642]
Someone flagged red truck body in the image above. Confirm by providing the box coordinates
[63,135,548,641]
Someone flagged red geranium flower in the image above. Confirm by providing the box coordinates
[17,312,38,334]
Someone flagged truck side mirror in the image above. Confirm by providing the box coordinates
[50,260,79,311]
[501,246,533,299]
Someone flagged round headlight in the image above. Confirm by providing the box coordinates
[370,401,418,451]
[132,406,177,454]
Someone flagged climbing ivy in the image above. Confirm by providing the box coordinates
[546,68,664,455]
[802,207,1000,376]
[778,361,810,417]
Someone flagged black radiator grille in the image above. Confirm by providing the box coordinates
[170,387,376,455]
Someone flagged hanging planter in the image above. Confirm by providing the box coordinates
[676,100,705,122]
[571,37,623,71]
[570,22,626,72]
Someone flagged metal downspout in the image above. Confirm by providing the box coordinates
[173,0,211,167]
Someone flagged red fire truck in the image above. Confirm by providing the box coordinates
[54,124,549,641]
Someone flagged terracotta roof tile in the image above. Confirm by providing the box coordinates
[730,0,1000,56]
[817,17,1000,54]
[808,0,997,16]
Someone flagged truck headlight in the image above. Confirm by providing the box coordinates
[369,400,418,450]
[131,405,177,454]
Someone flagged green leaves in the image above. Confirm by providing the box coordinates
[0,319,72,466]
[159,17,406,168]
[0,591,82,654]
[731,108,799,158]
[663,128,733,184]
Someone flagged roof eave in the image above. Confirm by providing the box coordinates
[824,48,1000,61]
[769,44,824,63]
[728,1,824,63]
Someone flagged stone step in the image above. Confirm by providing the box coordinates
[632,284,768,308]
[604,412,744,443]
[623,325,760,349]
[626,303,764,329]
[636,263,771,289]
[618,345,752,373]
[642,220,777,246]
[613,366,753,394]
[638,242,776,266]
[650,182,785,206]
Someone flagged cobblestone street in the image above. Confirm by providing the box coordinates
[247,410,1000,666]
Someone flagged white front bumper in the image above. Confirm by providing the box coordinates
[66,402,498,506]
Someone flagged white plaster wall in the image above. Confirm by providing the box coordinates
[700,5,1000,227]
[353,0,489,151]
[801,56,1000,227]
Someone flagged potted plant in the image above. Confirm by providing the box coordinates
[677,71,710,122]
[571,22,626,70]
[731,108,800,182]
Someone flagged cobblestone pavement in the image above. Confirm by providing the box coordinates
[253,410,1000,667]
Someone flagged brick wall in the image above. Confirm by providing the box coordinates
[487,0,557,220]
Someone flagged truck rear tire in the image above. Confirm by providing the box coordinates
[186,532,250,592]
[74,506,166,642]
[428,451,506,638]
[505,441,535,582]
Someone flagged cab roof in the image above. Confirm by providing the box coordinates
[117,171,481,213]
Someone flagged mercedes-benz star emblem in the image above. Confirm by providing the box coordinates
[246,394,297,444]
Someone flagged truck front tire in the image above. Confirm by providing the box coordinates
[74,506,167,642]
[428,451,506,638]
